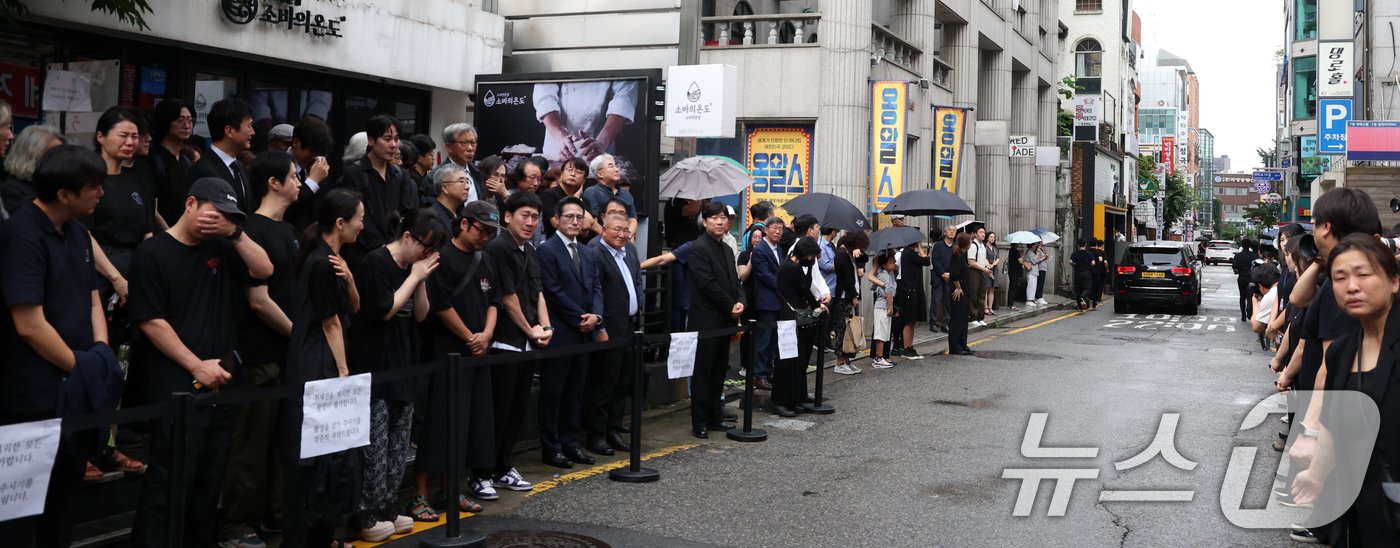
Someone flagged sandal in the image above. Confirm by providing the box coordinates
[406,495,438,522]
[84,462,104,482]
[456,494,483,513]
[106,450,147,474]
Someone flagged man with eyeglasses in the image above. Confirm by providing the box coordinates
[584,212,641,456]
[428,164,470,235]
[535,196,605,468]
[539,157,593,239]
[585,154,636,238]
[430,123,491,205]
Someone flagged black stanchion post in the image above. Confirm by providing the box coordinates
[728,321,767,442]
[421,354,486,548]
[804,315,835,414]
[610,331,659,482]
[167,392,192,548]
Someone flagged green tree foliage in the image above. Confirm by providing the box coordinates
[1162,172,1195,234]
[1138,154,1157,183]
[1256,146,1277,169]
[1243,201,1281,229]
[1,0,153,30]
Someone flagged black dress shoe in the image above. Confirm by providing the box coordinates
[772,405,798,418]
[586,437,614,456]
[541,452,573,469]
[563,447,595,465]
[616,422,631,434]
[692,426,709,439]
[708,420,737,430]
[951,349,975,356]
[606,431,631,452]
[722,410,738,421]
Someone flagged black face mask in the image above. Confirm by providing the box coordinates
[800,257,816,268]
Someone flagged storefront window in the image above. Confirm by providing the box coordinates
[393,101,418,134]
[1295,0,1317,41]
[1292,56,1316,120]
[192,71,239,138]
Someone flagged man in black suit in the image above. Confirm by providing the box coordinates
[285,116,333,230]
[687,202,746,438]
[429,123,494,207]
[186,98,257,216]
[750,216,786,390]
[584,212,642,456]
[328,115,416,265]
[535,196,605,468]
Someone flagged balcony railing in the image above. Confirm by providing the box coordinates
[871,23,922,76]
[701,13,821,48]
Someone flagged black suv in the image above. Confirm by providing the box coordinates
[1114,241,1203,315]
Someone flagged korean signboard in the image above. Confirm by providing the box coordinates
[663,64,737,138]
[1319,98,1351,153]
[870,81,907,213]
[1160,137,1176,176]
[933,107,967,193]
[1346,121,1400,162]
[746,126,813,223]
[1319,42,1353,98]
[1072,95,1099,142]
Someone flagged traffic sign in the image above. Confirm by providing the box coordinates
[1319,98,1352,153]
[1252,170,1283,182]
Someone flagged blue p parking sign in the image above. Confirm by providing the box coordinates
[1319,98,1352,153]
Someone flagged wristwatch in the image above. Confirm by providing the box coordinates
[541,325,554,332]
[229,226,244,242]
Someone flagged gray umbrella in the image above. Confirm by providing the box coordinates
[657,155,751,200]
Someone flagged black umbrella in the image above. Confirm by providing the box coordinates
[781,193,870,232]
[882,188,974,216]
[869,226,924,251]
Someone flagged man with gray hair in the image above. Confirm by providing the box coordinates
[432,123,489,204]
[584,154,636,237]
[3,125,65,221]
[429,163,470,234]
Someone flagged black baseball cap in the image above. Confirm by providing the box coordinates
[460,200,502,230]
[187,177,246,222]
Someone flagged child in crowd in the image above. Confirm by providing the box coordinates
[872,251,898,368]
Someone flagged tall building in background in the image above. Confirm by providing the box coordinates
[1059,0,1141,243]
[1214,155,1232,173]
[1198,128,1215,228]
[1137,47,1196,236]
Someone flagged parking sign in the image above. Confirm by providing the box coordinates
[1319,98,1352,153]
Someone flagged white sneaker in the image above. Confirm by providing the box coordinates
[392,515,414,535]
[872,358,895,369]
[469,478,499,501]
[1036,298,1049,305]
[358,521,395,542]
[806,365,818,374]
[494,468,534,491]
[846,363,863,374]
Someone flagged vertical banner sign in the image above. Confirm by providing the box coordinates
[871,81,907,212]
[1318,42,1353,98]
[746,126,813,222]
[933,107,967,193]
[1160,137,1176,176]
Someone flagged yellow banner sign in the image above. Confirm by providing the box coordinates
[933,107,967,193]
[871,81,907,212]
[747,126,812,222]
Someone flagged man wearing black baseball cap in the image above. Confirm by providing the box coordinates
[127,176,272,547]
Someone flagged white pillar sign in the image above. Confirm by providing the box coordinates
[300,373,371,459]
[667,332,699,379]
[0,418,62,521]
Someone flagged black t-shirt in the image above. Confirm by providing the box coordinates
[663,200,702,249]
[1071,249,1095,272]
[149,147,192,226]
[237,214,299,364]
[348,246,417,401]
[537,186,591,239]
[0,203,98,415]
[87,163,159,250]
[287,241,351,384]
[427,242,500,357]
[899,245,928,291]
[1091,249,1108,274]
[1302,276,1359,390]
[483,233,541,350]
[127,232,245,401]
[430,200,458,236]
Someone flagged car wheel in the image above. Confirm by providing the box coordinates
[1185,303,1198,316]
[1114,299,1128,314]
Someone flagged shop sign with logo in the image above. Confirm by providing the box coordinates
[664,64,737,138]
[221,0,347,39]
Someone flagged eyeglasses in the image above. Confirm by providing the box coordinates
[605,225,632,235]
[452,140,478,147]
[445,178,468,186]
[559,213,585,222]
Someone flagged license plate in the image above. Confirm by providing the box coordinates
[1141,272,1165,278]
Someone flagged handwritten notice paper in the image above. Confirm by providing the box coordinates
[300,374,371,458]
[0,418,61,521]
[41,70,92,112]
[668,332,699,379]
[778,320,798,359]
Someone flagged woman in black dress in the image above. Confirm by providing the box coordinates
[771,237,825,416]
[1293,235,1400,547]
[283,188,364,548]
[347,207,447,542]
[947,233,974,355]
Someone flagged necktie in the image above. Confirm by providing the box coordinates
[568,242,581,277]
[230,163,248,209]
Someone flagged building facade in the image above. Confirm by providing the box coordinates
[1213,173,1259,225]
[1198,127,1215,227]
[1136,47,1198,236]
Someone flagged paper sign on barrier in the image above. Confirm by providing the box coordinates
[0,418,62,521]
[300,373,371,459]
[778,320,799,360]
[668,332,698,379]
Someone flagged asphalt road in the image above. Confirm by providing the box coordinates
[394,264,1294,547]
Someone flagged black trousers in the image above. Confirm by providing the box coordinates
[487,350,534,476]
[948,294,971,352]
[772,324,817,408]
[135,405,232,548]
[1091,271,1106,304]
[1073,271,1093,303]
[691,335,731,428]
[1237,277,1253,320]
[537,349,588,454]
[221,361,283,541]
[1035,270,1047,300]
[0,412,84,548]
[585,342,632,438]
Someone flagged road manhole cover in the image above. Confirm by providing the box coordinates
[488,530,611,547]
[968,350,1061,361]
